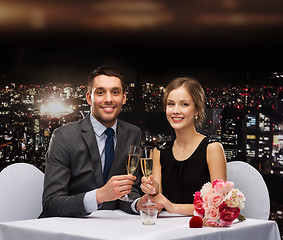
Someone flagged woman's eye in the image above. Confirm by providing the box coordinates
[167,102,174,106]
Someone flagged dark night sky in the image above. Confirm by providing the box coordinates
[1,38,282,88]
[1,1,283,88]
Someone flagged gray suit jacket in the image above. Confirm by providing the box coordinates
[40,114,142,217]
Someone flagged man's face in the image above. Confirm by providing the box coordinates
[86,75,126,128]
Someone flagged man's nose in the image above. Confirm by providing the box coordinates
[104,92,113,102]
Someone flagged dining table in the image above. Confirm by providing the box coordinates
[0,210,281,240]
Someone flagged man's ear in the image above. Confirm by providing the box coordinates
[86,91,92,106]
[122,92,126,105]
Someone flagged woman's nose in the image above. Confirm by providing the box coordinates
[172,105,180,114]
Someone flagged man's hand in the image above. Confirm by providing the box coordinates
[96,175,136,205]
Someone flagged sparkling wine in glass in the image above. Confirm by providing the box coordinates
[127,153,140,176]
[120,145,141,201]
[140,147,156,206]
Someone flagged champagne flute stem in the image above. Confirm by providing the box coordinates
[145,193,155,205]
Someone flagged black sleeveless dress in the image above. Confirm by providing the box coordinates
[159,136,218,204]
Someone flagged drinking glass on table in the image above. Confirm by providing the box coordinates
[120,145,141,201]
[140,146,156,206]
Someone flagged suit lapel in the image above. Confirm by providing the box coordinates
[81,115,104,187]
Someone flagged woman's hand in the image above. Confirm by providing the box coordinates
[153,193,174,213]
[136,195,164,213]
[140,176,159,195]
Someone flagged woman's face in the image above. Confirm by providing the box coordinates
[166,86,198,130]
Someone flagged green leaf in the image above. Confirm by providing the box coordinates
[238,214,246,222]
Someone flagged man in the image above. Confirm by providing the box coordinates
[40,66,147,217]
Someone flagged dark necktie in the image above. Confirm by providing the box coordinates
[103,128,114,183]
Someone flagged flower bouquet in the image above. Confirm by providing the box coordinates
[193,179,246,227]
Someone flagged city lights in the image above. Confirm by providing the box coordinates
[40,101,73,116]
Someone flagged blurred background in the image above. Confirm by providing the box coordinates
[1,0,283,86]
[1,0,283,42]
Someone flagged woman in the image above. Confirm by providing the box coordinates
[141,77,227,215]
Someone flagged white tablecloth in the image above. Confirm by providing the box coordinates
[0,210,281,240]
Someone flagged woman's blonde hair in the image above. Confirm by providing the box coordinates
[163,77,206,128]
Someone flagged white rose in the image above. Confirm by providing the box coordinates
[225,189,246,208]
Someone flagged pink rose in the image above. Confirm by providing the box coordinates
[207,192,224,207]
[200,182,213,201]
[219,203,240,222]
[223,181,234,195]
[212,179,225,188]
[194,191,202,201]
[194,199,205,215]
[205,206,220,221]
[213,179,234,195]
[193,192,205,215]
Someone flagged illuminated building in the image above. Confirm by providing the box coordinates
[221,106,275,172]
[221,107,243,161]
[271,113,283,174]
[202,107,222,138]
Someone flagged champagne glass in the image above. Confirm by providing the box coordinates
[140,146,156,206]
[120,145,141,201]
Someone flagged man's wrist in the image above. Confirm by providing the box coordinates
[96,188,104,205]
[135,198,142,212]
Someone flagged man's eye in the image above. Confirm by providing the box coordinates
[96,91,104,95]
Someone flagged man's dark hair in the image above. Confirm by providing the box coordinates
[87,66,126,93]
